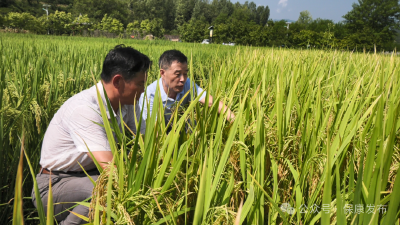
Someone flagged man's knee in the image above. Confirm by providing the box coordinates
[80,175,98,196]
[60,175,97,200]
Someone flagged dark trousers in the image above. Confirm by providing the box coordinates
[31,170,99,225]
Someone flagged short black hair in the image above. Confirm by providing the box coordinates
[158,50,187,70]
[101,45,151,83]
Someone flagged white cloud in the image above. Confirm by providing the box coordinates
[276,8,281,13]
[278,0,288,7]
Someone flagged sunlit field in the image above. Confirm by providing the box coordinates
[1,33,399,224]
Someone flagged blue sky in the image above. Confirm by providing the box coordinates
[236,0,357,22]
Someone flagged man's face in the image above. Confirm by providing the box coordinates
[161,61,188,95]
[119,71,147,104]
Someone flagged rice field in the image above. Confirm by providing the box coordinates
[1,33,400,224]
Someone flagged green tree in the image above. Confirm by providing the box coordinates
[343,0,400,50]
[161,0,176,31]
[175,0,195,27]
[247,1,257,22]
[394,30,400,48]
[144,0,165,19]
[97,14,124,35]
[109,18,124,35]
[126,20,140,34]
[340,27,378,50]
[230,5,251,22]
[268,20,290,47]
[179,19,208,42]
[213,22,232,43]
[255,5,270,25]
[333,22,347,40]
[0,14,5,27]
[320,22,335,47]
[306,18,334,32]
[209,4,272,46]
[0,0,14,7]
[210,0,234,22]
[6,12,24,30]
[213,12,229,25]
[70,14,92,35]
[129,0,175,31]
[72,0,129,25]
[247,24,269,46]
[128,0,147,21]
[292,30,321,47]
[140,18,165,38]
[297,10,312,25]
[191,0,213,23]
[7,12,38,32]
[213,12,270,46]
[47,10,74,35]
[191,0,205,21]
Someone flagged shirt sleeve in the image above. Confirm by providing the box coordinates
[68,105,111,153]
[138,92,148,121]
[194,83,207,101]
[138,91,155,122]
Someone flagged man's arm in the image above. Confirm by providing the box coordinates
[199,95,235,122]
[69,104,115,171]
[87,151,113,170]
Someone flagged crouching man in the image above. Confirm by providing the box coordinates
[32,45,150,225]
[139,50,234,128]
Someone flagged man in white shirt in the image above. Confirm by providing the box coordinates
[31,45,150,225]
[139,50,234,128]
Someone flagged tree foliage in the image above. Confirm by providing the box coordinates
[0,14,4,27]
[175,0,196,28]
[255,5,270,25]
[297,10,312,26]
[6,12,43,33]
[307,18,334,33]
[179,18,208,42]
[70,14,91,34]
[72,0,129,25]
[96,14,124,35]
[343,0,400,49]
[126,20,140,34]
[140,18,165,38]
[293,30,321,47]
[47,10,74,35]
[1,0,399,50]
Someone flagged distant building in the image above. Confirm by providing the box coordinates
[164,35,181,42]
[144,34,154,40]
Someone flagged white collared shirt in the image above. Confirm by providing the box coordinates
[139,78,206,122]
[40,82,145,172]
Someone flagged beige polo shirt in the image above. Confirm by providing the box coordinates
[39,82,145,172]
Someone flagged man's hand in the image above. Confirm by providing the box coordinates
[87,151,113,170]
[200,95,235,123]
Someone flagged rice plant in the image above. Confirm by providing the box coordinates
[1,33,400,224]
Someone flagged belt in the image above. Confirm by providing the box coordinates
[40,167,98,175]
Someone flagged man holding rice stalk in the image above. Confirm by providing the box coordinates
[139,49,235,129]
[31,45,150,225]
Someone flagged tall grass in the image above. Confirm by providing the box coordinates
[1,33,400,224]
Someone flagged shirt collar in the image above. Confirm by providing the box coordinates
[96,81,127,119]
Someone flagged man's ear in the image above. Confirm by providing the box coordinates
[160,69,165,78]
[112,74,123,89]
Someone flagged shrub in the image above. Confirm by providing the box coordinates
[7,12,37,32]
